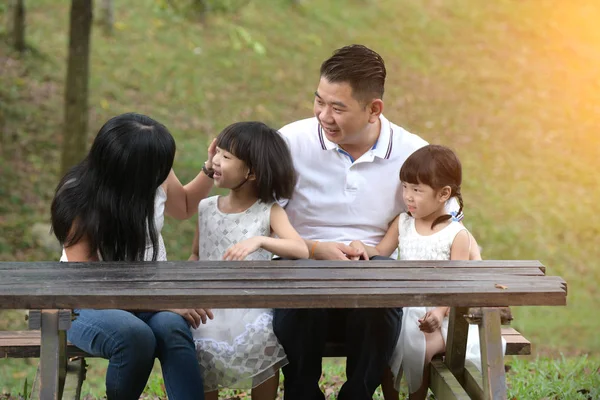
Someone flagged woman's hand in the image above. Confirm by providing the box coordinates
[169,308,214,329]
[205,139,217,170]
[223,237,263,261]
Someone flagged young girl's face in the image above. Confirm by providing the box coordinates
[401,181,446,220]
[212,147,251,189]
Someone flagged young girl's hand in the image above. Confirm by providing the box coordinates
[418,308,445,333]
[348,240,368,261]
[169,308,214,329]
[223,237,263,261]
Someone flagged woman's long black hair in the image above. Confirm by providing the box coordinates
[51,113,176,261]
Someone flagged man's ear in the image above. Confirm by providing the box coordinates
[438,186,452,202]
[368,99,384,123]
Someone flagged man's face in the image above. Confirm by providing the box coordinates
[313,77,373,147]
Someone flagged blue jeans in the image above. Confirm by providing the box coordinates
[67,309,204,400]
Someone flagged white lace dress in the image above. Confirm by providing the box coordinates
[60,186,168,262]
[390,213,506,393]
[191,196,287,391]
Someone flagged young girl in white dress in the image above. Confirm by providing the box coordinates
[351,145,503,400]
[189,121,309,400]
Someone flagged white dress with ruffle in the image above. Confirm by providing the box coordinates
[191,196,287,391]
[390,213,506,393]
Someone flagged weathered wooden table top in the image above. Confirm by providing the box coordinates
[0,260,567,310]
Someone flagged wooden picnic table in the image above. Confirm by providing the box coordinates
[0,260,567,400]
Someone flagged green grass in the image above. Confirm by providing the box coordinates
[1,0,600,397]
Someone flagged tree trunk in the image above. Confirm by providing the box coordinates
[60,0,93,176]
[99,0,113,36]
[13,0,26,52]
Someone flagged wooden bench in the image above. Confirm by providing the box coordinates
[0,322,531,399]
[0,260,566,399]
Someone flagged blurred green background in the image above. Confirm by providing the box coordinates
[1,0,599,398]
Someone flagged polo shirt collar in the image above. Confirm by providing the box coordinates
[317,115,394,160]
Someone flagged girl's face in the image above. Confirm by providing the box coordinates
[212,147,251,189]
[401,181,448,220]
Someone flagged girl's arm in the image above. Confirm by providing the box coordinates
[349,215,400,259]
[164,139,216,220]
[188,222,200,261]
[263,204,309,259]
[222,204,309,260]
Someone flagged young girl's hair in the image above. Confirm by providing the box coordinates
[215,121,296,203]
[400,144,463,229]
[51,113,176,261]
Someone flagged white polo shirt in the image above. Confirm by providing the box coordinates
[280,114,428,248]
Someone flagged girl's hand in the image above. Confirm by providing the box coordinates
[205,138,217,169]
[348,240,368,261]
[168,308,214,329]
[223,237,263,261]
[418,309,445,333]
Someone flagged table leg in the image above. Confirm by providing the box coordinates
[445,306,470,378]
[39,310,67,400]
[478,308,507,400]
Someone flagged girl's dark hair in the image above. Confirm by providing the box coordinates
[51,113,176,261]
[400,144,463,229]
[216,121,296,203]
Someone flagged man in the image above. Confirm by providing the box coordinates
[274,44,479,400]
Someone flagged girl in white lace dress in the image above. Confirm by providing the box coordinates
[189,122,309,400]
[351,145,503,400]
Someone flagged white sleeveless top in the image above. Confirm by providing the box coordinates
[397,212,466,260]
[60,186,167,261]
[197,196,272,261]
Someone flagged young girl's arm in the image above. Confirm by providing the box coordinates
[349,215,400,259]
[222,204,309,260]
[164,139,216,220]
[419,229,472,332]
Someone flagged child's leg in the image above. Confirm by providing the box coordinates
[381,366,400,400]
[205,391,218,400]
[408,330,445,400]
[251,372,280,400]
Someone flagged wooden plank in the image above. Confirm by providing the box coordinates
[479,308,507,400]
[39,310,64,400]
[0,276,565,290]
[0,286,566,310]
[430,359,471,400]
[0,267,550,284]
[463,360,484,400]
[62,358,86,400]
[445,307,470,380]
[0,259,547,271]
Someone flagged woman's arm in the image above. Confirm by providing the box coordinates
[164,139,216,220]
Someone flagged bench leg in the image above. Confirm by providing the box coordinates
[478,308,507,400]
[445,307,470,378]
[62,358,87,400]
[39,310,67,399]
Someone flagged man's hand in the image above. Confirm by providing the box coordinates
[169,308,214,329]
[313,241,365,260]
[223,237,263,261]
